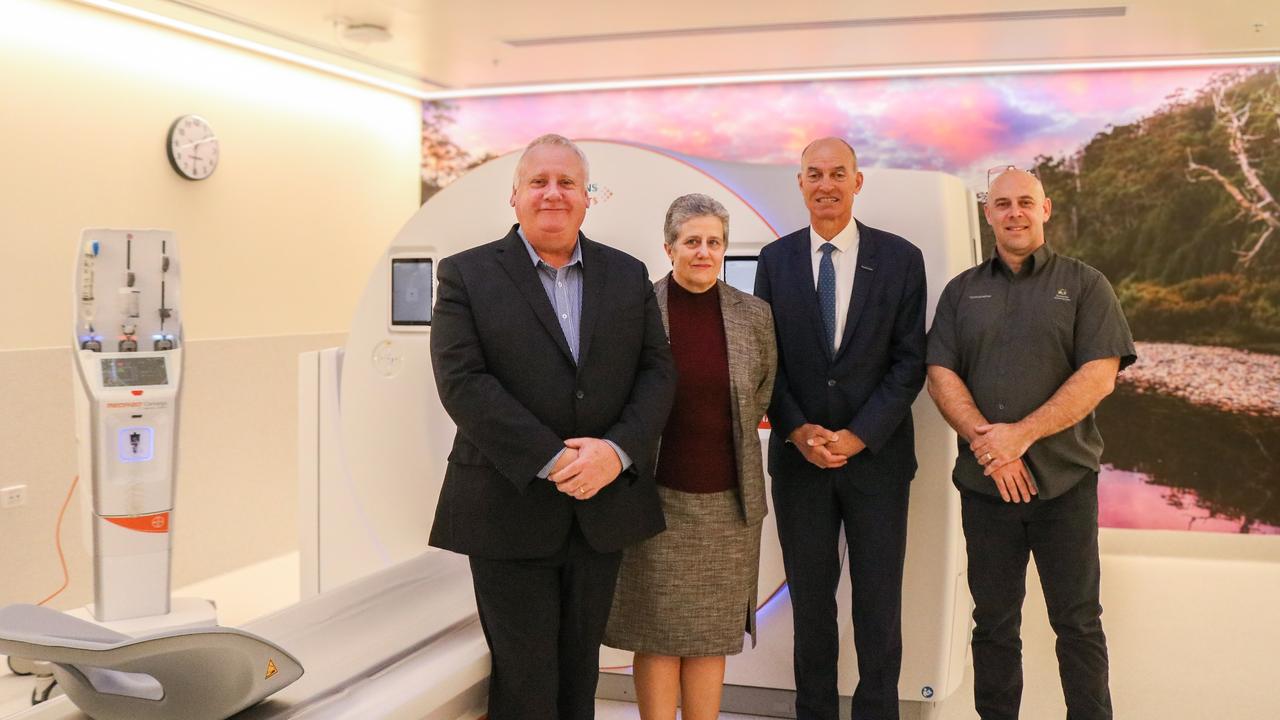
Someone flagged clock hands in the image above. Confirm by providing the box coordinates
[173,136,218,150]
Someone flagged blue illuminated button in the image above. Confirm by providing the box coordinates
[118,427,154,462]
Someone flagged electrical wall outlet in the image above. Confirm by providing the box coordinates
[1,484,27,509]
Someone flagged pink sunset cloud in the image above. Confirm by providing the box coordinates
[438,66,1238,192]
[424,65,1280,537]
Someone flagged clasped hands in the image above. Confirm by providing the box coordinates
[789,424,866,469]
[548,437,622,501]
[970,422,1038,503]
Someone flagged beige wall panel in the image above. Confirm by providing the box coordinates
[0,0,420,610]
[0,333,346,609]
[0,0,422,350]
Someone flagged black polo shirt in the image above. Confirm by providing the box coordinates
[926,243,1136,499]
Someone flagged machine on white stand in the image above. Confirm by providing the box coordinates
[68,229,214,629]
[3,226,485,720]
[300,142,980,717]
[0,230,314,720]
[3,231,214,704]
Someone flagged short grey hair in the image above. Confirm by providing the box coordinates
[512,133,590,189]
[664,193,730,247]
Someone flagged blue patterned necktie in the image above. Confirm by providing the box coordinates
[818,242,838,353]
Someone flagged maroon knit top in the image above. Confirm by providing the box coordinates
[655,279,738,494]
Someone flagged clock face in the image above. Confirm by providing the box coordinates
[166,115,219,180]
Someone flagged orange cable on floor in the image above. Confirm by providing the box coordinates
[36,475,79,606]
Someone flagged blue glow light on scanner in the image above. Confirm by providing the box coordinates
[758,582,791,622]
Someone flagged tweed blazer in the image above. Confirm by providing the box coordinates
[653,275,776,524]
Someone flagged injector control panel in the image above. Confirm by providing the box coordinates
[72,229,183,622]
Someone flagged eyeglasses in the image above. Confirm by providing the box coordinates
[986,165,1039,188]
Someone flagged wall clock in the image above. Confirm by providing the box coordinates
[166,115,219,181]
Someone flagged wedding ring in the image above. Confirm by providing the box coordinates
[983,452,993,463]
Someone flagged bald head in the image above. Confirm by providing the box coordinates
[801,137,857,169]
[984,168,1052,262]
[987,168,1045,203]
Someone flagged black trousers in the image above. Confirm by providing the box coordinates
[960,473,1113,720]
[468,523,623,720]
[773,472,911,720]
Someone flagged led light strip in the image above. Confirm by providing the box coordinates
[72,0,1280,101]
[506,7,1130,47]
[430,55,1280,100]
[71,0,436,98]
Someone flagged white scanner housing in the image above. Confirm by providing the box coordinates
[300,141,981,711]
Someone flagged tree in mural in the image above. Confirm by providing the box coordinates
[421,100,495,201]
[1185,71,1280,268]
[1021,68,1280,351]
[1032,69,1280,536]
[421,101,470,199]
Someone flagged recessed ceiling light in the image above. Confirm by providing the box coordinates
[340,22,392,44]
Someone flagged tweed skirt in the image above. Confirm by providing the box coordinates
[603,485,763,657]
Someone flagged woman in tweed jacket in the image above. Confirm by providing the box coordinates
[604,193,776,720]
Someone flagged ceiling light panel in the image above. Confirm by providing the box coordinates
[504,6,1128,47]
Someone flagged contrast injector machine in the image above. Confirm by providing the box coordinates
[72,230,184,622]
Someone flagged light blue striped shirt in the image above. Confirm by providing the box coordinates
[518,228,632,478]
[520,229,583,362]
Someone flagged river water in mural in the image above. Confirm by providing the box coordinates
[1098,385,1280,534]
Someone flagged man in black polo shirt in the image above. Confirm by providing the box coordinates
[925,168,1135,720]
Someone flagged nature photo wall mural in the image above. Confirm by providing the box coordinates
[422,66,1280,534]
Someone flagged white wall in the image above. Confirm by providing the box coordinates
[0,0,421,609]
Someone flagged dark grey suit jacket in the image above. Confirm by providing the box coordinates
[429,226,676,559]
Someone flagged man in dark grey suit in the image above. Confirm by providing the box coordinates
[429,134,676,720]
[754,138,927,720]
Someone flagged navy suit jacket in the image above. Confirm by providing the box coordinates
[754,220,927,491]
[429,226,676,559]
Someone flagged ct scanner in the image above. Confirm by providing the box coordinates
[2,140,981,719]
[299,141,981,717]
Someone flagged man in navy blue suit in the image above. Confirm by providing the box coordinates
[754,138,927,720]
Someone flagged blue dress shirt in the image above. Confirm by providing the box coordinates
[518,228,633,478]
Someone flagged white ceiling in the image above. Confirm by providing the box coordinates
[104,0,1279,91]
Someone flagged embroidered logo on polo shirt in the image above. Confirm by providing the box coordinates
[1054,288,1072,302]
[968,294,993,300]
